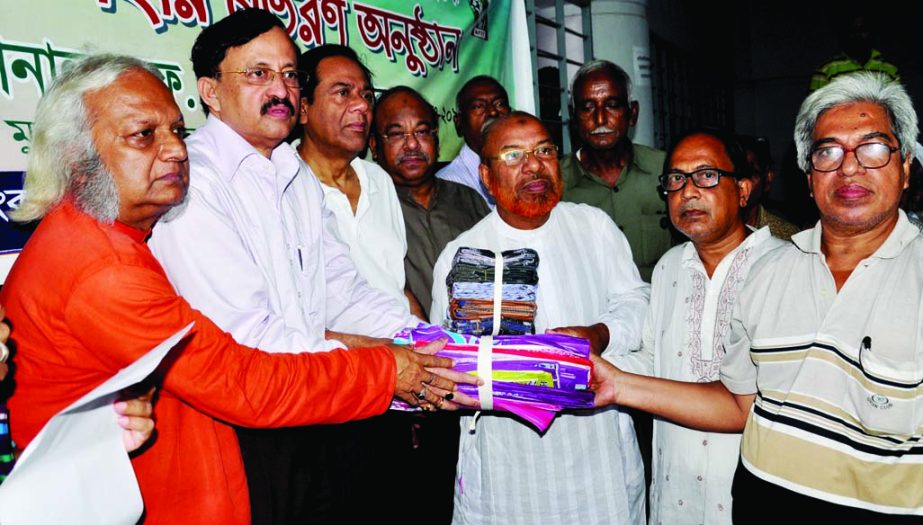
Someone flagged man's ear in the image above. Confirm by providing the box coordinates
[197,77,220,115]
[299,97,309,125]
[901,152,913,191]
[737,177,754,208]
[764,167,776,194]
[454,110,463,137]
[479,163,495,198]
[369,134,379,161]
[628,100,639,127]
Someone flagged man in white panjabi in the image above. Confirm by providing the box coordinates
[611,129,787,524]
[431,111,650,525]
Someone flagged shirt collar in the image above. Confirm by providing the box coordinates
[199,115,299,185]
[576,142,648,186]
[394,178,441,211]
[113,220,151,243]
[793,210,919,259]
[681,225,772,271]
[61,198,150,243]
[459,143,481,177]
[490,205,558,240]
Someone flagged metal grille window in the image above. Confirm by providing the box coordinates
[649,33,734,151]
[526,0,593,154]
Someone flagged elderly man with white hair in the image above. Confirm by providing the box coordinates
[0,53,470,525]
[593,72,923,523]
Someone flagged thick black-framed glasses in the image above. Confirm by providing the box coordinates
[659,168,738,193]
[809,142,898,172]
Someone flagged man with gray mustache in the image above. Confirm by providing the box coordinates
[561,60,672,282]
[370,86,490,320]
[609,128,787,524]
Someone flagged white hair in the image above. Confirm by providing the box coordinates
[11,54,161,223]
[570,59,633,105]
[794,72,919,172]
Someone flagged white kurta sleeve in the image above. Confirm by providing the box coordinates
[594,212,651,356]
[428,243,455,325]
[606,255,660,375]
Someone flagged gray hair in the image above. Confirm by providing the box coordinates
[794,72,919,172]
[11,53,161,223]
[570,59,633,105]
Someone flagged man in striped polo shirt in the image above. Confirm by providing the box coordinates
[593,72,921,522]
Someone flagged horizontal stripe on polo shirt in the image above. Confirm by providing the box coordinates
[742,337,923,514]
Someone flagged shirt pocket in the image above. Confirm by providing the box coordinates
[847,346,922,437]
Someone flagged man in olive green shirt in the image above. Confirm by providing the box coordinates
[561,60,671,282]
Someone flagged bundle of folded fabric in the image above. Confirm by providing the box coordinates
[390,325,594,431]
[445,247,539,335]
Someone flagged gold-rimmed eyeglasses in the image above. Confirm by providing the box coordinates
[216,67,305,88]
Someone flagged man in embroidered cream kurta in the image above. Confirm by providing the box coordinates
[611,130,786,524]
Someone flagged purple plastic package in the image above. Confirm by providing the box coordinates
[390,325,595,431]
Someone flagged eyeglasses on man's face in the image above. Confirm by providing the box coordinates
[381,128,438,145]
[660,168,738,193]
[467,98,511,115]
[217,67,305,88]
[489,144,558,167]
[809,142,898,172]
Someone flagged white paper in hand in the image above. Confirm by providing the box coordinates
[0,322,194,525]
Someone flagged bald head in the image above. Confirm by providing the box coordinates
[478,111,562,230]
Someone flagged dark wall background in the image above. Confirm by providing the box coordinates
[647,0,922,225]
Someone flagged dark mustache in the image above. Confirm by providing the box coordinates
[260,96,295,115]
[678,203,708,214]
[398,152,430,164]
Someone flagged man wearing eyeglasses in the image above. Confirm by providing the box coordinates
[370,86,490,320]
[436,75,512,207]
[149,10,432,525]
[610,128,786,524]
[431,111,650,524]
[593,72,923,522]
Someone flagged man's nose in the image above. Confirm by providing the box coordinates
[160,130,188,163]
[839,149,862,176]
[404,133,421,150]
[265,71,290,98]
[593,106,606,127]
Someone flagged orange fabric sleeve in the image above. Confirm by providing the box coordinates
[63,263,397,427]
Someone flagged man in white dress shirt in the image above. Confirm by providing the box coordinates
[148,10,429,525]
[431,111,650,524]
[611,128,787,524]
[435,75,512,207]
[295,44,423,316]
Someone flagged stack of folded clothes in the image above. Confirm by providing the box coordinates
[445,247,539,335]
